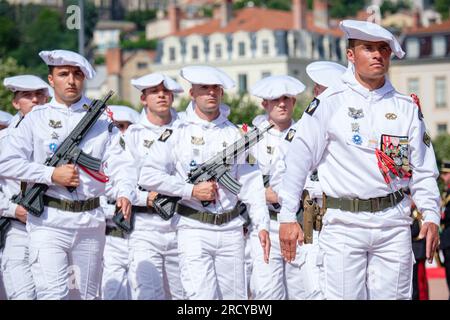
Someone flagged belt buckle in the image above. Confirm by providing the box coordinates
[214,214,219,225]
[352,199,359,212]
[371,198,380,212]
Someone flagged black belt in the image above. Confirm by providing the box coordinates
[176,203,241,226]
[105,225,126,238]
[43,195,100,212]
[325,190,404,213]
[132,205,157,214]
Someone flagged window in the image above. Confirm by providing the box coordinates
[169,47,176,61]
[215,43,222,59]
[192,45,199,60]
[407,78,420,96]
[137,62,148,69]
[432,36,446,57]
[238,42,245,57]
[238,74,247,94]
[262,39,269,55]
[437,123,448,134]
[406,38,419,58]
[261,71,271,78]
[435,77,447,108]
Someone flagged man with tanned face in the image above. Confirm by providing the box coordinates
[277,20,441,299]
[0,75,50,300]
[124,73,185,300]
[138,66,270,300]
[0,50,136,300]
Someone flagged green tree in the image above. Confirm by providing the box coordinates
[329,0,365,18]
[233,0,291,11]
[0,57,26,115]
[433,134,450,166]
[380,0,411,16]
[435,0,450,20]
[125,9,157,31]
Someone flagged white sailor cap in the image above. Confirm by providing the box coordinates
[131,73,184,93]
[339,20,405,59]
[250,75,306,100]
[108,105,140,124]
[3,75,52,96]
[306,61,346,89]
[0,110,13,126]
[180,65,235,89]
[39,49,96,79]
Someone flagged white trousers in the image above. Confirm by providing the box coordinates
[129,229,184,300]
[28,225,105,300]
[177,227,246,300]
[294,239,324,300]
[250,223,303,300]
[101,235,130,300]
[1,225,35,299]
[318,222,413,300]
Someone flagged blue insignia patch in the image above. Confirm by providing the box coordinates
[352,134,362,145]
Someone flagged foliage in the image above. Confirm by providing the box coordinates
[380,0,411,16]
[329,0,366,18]
[433,134,450,167]
[124,9,157,31]
[233,0,291,11]
[0,58,27,115]
[120,32,158,50]
[435,0,450,20]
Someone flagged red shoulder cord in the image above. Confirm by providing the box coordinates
[78,164,109,183]
[411,93,422,114]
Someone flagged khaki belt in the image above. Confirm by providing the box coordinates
[132,205,157,214]
[176,203,241,226]
[269,210,278,221]
[105,225,126,238]
[43,195,100,212]
[325,190,404,213]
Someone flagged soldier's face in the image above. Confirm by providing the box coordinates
[262,95,295,125]
[347,40,391,80]
[48,66,85,105]
[190,84,223,115]
[441,172,450,185]
[141,83,173,115]
[12,89,48,115]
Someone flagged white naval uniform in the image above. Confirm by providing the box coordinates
[248,115,304,300]
[271,131,324,300]
[0,96,136,300]
[138,102,270,300]
[100,179,131,300]
[124,109,184,300]
[278,68,440,300]
[0,115,35,300]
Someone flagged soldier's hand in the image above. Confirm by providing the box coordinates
[265,186,279,204]
[147,191,158,207]
[15,205,28,223]
[51,164,79,187]
[192,181,217,201]
[279,222,303,262]
[116,197,132,220]
[418,222,439,263]
[258,229,271,264]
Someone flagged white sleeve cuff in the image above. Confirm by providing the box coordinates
[137,190,148,206]
[44,167,56,185]
[5,201,18,218]
[182,183,194,200]
[422,210,440,226]
[277,209,297,223]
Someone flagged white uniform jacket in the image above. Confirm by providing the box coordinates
[278,68,440,228]
[139,102,270,232]
[0,96,137,229]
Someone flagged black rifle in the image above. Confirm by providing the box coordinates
[113,123,274,232]
[12,91,115,217]
[263,174,280,210]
